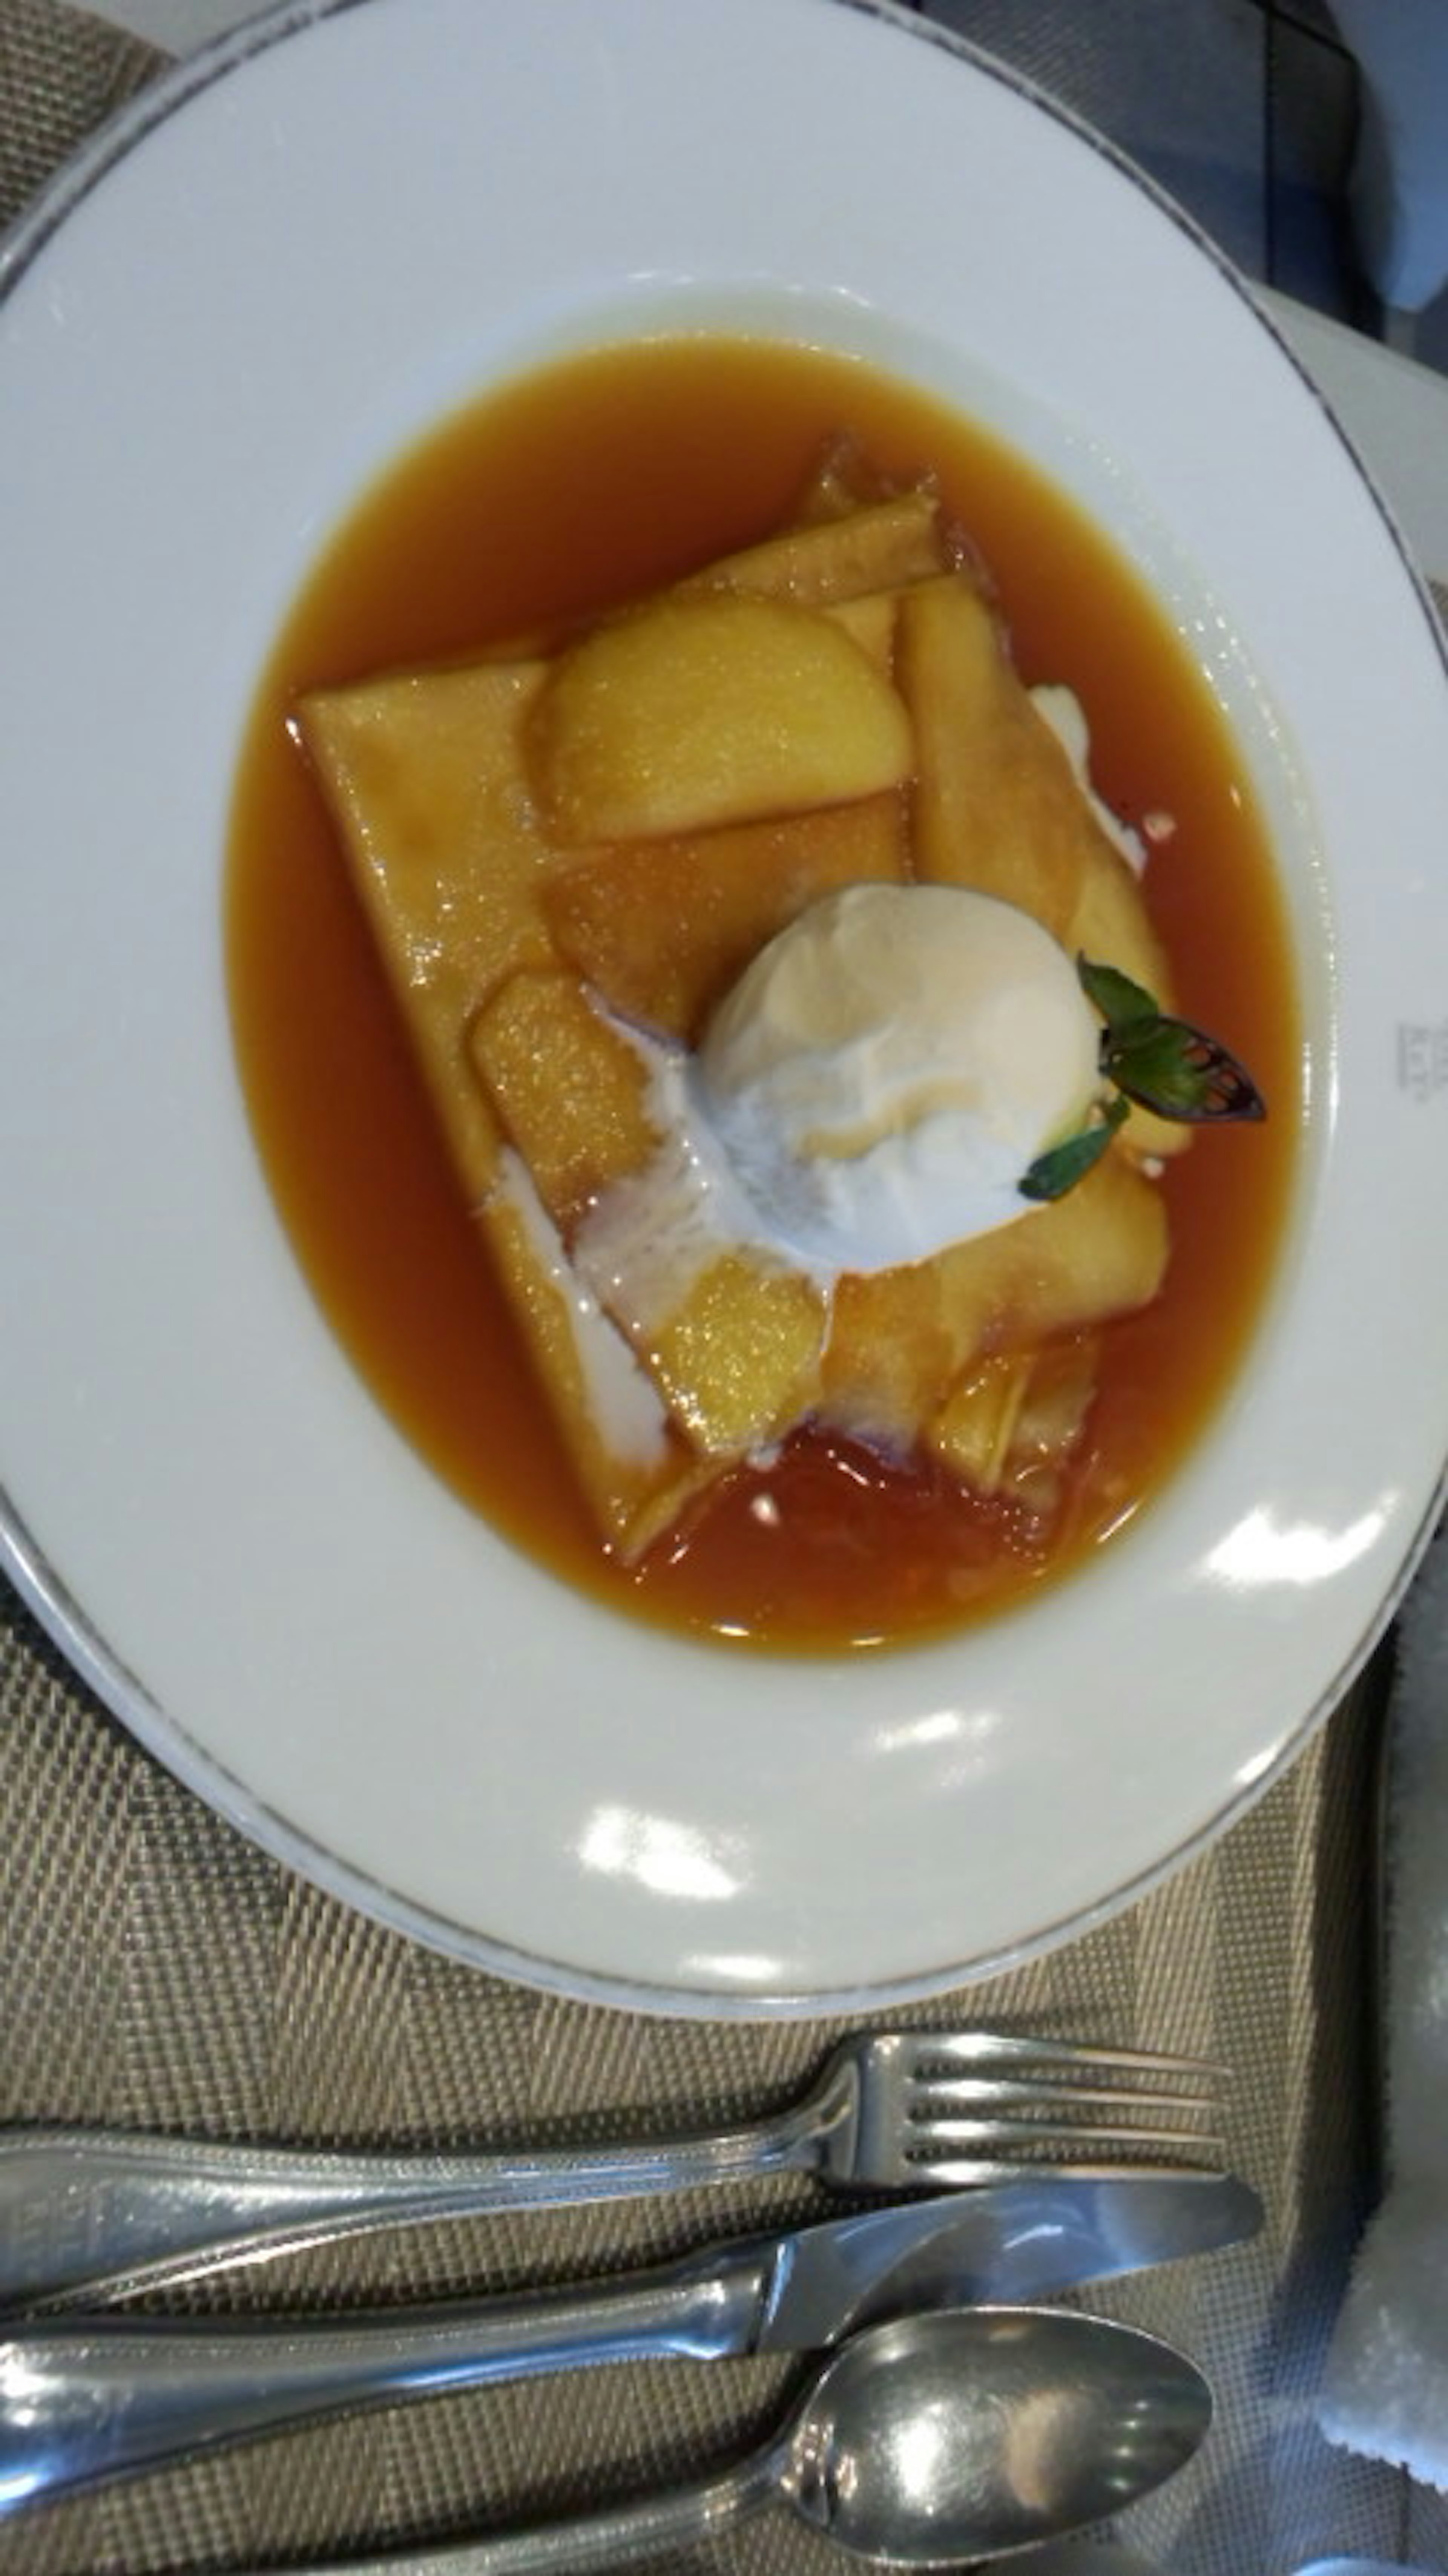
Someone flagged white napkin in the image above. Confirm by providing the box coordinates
[1327,0,1448,314]
[1319,1518,1448,2484]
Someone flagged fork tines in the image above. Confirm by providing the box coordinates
[902,2030,1224,2171]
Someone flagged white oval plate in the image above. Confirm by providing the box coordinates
[2,0,1446,2016]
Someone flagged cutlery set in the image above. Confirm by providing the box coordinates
[0,2029,1255,2568]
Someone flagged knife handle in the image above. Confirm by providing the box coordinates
[0,2254,767,2512]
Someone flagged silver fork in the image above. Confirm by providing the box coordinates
[0,2030,1223,2312]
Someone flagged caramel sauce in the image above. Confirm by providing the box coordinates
[225,335,1299,1653]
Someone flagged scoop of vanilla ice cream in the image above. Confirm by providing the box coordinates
[694,882,1101,1275]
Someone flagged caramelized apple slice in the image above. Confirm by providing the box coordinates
[827,591,899,671]
[898,574,1095,941]
[928,1339,1100,1506]
[529,593,914,844]
[481,1159,718,1562]
[822,1158,1167,1453]
[823,1254,991,1456]
[469,969,658,1231]
[783,431,912,528]
[471,969,827,1461]
[680,490,948,606]
[971,1154,1170,1353]
[545,791,907,1044]
[928,1349,1033,1496]
[640,1253,826,1458]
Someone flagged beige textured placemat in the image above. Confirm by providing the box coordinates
[0,0,155,228]
[0,1579,1420,2576]
[2,8,1445,2572]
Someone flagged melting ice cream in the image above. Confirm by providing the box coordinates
[695,882,1101,1274]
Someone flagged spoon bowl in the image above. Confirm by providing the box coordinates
[775,2306,1210,2564]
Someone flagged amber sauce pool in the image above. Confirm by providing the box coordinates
[227,335,1299,1653]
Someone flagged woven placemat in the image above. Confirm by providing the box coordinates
[0,0,155,229]
[0,1576,1420,2576]
[1,7,1444,2571]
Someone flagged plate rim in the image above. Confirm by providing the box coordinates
[3,0,1446,2018]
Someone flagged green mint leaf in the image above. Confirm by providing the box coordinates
[1103,1017,1266,1122]
[1077,955,1159,1028]
[1020,1094,1131,1202]
[1077,953,1266,1126]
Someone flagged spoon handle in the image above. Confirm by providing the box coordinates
[218,2464,765,2574]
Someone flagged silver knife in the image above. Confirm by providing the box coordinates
[0,2171,1258,2510]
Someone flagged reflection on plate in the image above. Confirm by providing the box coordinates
[1,0,1446,2014]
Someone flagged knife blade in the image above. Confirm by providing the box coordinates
[749,2166,1259,2348]
[0,2170,1258,2510]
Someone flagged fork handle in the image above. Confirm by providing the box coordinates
[0,2118,828,2312]
[0,2252,771,2511]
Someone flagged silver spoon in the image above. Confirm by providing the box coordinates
[215,2306,1210,2574]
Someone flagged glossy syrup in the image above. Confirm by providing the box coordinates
[226,334,1299,1652]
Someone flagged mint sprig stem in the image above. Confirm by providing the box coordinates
[1078,956,1266,1124]
[1020,955,1265,1205]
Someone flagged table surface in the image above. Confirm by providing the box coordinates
[2,7,1448,2574]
